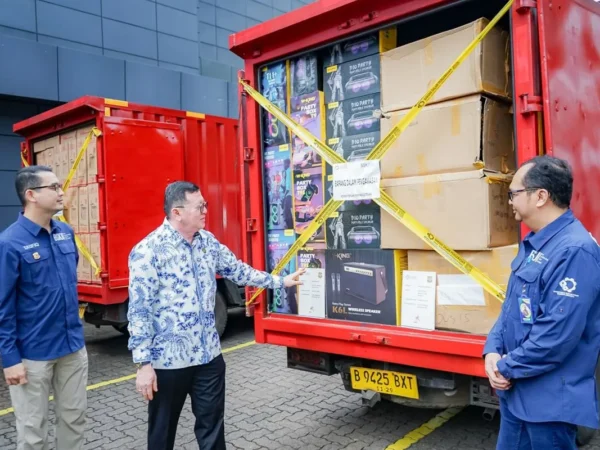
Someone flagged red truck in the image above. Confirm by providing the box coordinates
[226,0,600,446]
[13,97,246,337]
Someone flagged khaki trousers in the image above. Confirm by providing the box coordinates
[8,347,88,450]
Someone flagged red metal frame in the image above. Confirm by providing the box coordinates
[14,96,241,307]
[230,0,545,378]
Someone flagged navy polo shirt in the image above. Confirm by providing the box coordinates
[0,213,84,368]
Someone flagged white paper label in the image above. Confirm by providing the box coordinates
[298,268,326,318]
[332,160,380,202]
[401,271,437,331]
[437,274,486,306]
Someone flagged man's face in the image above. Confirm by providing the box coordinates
[175,191,207,231]
[27,171,64,214]
[508,164,541,223]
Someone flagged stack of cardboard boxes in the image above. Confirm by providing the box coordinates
[379,19,518,334]
[32,124,102,285]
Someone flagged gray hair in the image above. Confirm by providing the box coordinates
[164,181,200,218]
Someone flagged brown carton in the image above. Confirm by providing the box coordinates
[78,233,91,282]
[88,183,99,231]
[78,185,89,233]
[407,245,518,335]
[381,18,511,112]
[380,95,515,179]
[64,186,79,229]
[89,232,101,284]
[75,127,93,185]
[60,131,77,184]
[381,170,517,250]
[33,138,47,154]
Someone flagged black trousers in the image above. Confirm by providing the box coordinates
[148,354,226,450]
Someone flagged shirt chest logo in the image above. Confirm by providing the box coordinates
[527,250,548,265]
[23,242,40,250]
[53,233,71,242]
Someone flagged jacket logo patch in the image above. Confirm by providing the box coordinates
[555,277,578,298]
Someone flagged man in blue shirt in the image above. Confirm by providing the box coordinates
[0,166,87,450]
[483,156,600,449]
[128,181,305,450]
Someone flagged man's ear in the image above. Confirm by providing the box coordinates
[535,189,550,208]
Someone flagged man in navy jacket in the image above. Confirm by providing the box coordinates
[484,155,600,449]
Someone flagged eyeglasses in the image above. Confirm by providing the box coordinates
[30,183,63,192]
[507,188,538,201]
[174,202,208,212]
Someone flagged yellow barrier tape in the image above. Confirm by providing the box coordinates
[20,127,103,277]
[366,0,514,162]
[243,0,513,306]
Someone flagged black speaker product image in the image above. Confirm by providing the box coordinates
[325,249,400,326]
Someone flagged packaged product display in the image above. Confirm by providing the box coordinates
[267,230,298,314]
[326,93,381,139]
[326,249,403,325]
[264,145,294,231]
[290,53,319,98]
[293,167,325,241]
[290,92,325,170]
[325,28,397,67]
[260,62,289,147]
[326,208,382,250]
[296,246,327,318]
[327,130,380,161]
[324,53,381,104]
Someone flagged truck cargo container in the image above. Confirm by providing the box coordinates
[228,0,600,445]
[14,96,246,337]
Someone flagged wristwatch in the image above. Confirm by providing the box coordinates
[135,361,151,370]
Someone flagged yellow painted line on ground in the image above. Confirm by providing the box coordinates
[0,340,256,418]
[386,406,465,450]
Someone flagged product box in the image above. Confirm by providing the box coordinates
[324,53,381,104]
[324,163,378,212]
[88,182,99,232]
[77,233,91,282]
[325,28,397,67]
[65,186,79,232]
[326,93,381,139]
[294,167,325,241]
[381,170,518,250]
[260,62,289,147]
[290,92,325,170]
[290,53,319,98]
[89,232,101,284]
[327,130,380,161]
[75,128,90,185]
[381,95,515,179]
[264,145,294,231]
[296,245,327,318]
[78,185,89,233]
[326,249,403,325]
[267,230,298,314]
[326,206,381,249]
[381,18,511,112]
[407,244,518,335]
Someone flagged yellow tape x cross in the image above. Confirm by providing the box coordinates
[243,0,514,306]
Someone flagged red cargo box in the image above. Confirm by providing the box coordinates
[14,96,243,308]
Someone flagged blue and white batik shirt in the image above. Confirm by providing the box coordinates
[127,219,282,369]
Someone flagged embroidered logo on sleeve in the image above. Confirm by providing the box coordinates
[554,277,578,298]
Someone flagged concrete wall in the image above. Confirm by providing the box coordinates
[0,0,315,231]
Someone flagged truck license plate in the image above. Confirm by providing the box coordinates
[350,367,419,399]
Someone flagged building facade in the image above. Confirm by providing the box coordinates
[0,0,314,231]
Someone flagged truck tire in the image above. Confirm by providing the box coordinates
[576,426,595,447]
[215,291,228,338]
[113,323,130,336]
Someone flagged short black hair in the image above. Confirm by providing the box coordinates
[15,165,53,206]
[164,181,200,218]
[521,155,573,208]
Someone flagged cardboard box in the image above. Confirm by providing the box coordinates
[381,95,515,179]
[381,18,511,112]
[260,62,290,147]
[88,182,99,231]
[324,53,381,104]
[77,233,91,282]
[324,27,397,67]
[326,249,405,326]
[407,245,518,335]
[327,130,380,161]
[296,245,327,318]
[326,93,381,139]
[87,137,98,183]
[294,166,325,242]
[89,232,101,284]
[78,185,89,233]
[267,230,297,314]
[290,53,319,98]
[64,186,79,231]
[326,206,382,250]
[381,170,517,250]
[265,145,294,231]
[33,138,47,154]
[75,128,91,185]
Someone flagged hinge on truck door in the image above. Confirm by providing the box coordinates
[244,147,255,162]
[515,0,536,11]
[246,218,257,232]
[519,94,543,114]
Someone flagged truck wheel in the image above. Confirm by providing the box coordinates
[576,426,595,447]
[215,291,228,338]
[112,323,130,336]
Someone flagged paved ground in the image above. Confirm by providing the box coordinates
[1,311,599,449]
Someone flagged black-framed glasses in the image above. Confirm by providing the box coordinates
[30,183,63,192]
[174,202,208,212]
[507,188,538,201]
